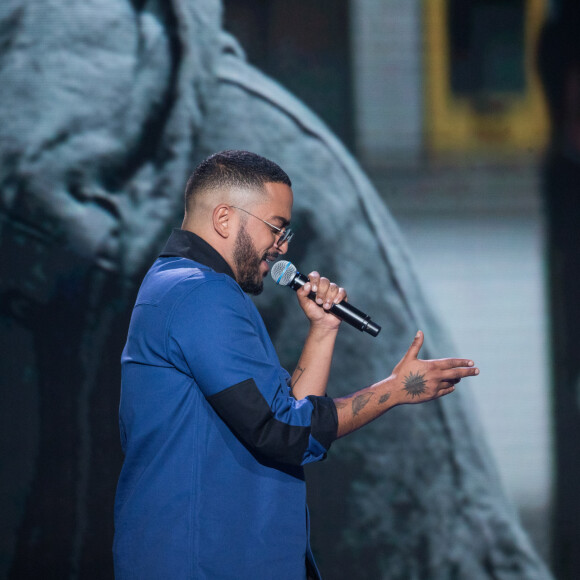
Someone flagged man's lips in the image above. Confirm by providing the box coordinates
[263,253,279,265]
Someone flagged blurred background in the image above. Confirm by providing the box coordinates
[223,0,575,577]
[2,0,579,578]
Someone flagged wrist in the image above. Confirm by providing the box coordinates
[307,320,340,340]
[375,375,403,408]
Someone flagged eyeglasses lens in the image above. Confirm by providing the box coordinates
[279,229,293,245]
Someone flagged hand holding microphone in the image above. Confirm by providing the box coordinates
[271,261,381,337]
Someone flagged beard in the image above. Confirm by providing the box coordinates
[233,223,272,295]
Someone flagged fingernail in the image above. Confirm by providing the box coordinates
[316,298,323,304]
[415,330,421,338]
[474,369,480,375]
[468,360,474,367]
[312,285,318,292]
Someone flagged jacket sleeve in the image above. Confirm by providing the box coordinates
[166,277,338,465]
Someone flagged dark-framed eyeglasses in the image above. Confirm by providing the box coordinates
[230,206,294,246]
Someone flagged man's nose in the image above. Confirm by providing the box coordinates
[274,238,288,254]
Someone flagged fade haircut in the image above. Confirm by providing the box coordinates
[185,150,291,205]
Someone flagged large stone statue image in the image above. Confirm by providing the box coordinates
[0,1,552,578]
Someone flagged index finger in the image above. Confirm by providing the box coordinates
[435,358,475,370]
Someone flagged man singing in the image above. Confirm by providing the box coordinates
[113,150,479,579]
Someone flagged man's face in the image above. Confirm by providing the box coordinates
[232,182,293,295]
[233,223,266,295]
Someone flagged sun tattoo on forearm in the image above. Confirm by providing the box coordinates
[403,371,427,398]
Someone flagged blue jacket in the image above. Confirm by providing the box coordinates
[114,229,338,579]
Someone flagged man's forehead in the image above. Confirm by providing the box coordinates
[264,182,293,202]
[258,182,293,219]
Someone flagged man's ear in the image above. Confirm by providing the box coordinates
[213,204,231,239]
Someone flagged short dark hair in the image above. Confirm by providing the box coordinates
[185,150,291,204]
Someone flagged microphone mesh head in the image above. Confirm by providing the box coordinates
[271,261,296,286]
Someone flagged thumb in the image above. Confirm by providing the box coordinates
[296,281,314,310]
[405,330,424,360]
[296,280,311,300]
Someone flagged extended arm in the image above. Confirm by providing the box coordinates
[334,330,479,437]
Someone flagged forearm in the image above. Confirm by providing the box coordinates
[290,324,338,399]
[334,376,399,438]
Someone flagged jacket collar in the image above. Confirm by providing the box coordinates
[159,228,236,280]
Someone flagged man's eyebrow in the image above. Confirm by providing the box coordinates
[271,215,291,228]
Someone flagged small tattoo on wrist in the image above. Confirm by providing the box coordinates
[378,392,391,404]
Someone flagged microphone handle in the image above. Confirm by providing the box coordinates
[290,273,381,337]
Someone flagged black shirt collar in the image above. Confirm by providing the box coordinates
[159,228,236,280]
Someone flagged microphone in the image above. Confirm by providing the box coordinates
[270,261,381,337]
